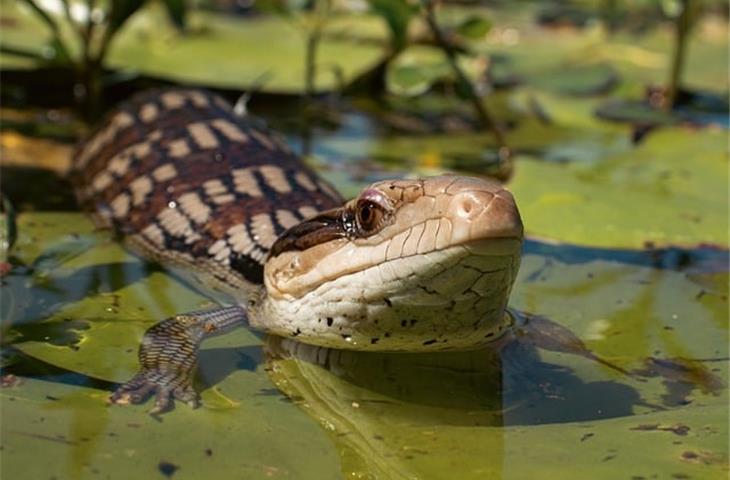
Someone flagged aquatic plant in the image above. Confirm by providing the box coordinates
[662,0,702,108]
[8,0,187,119]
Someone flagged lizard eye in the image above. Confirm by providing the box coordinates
[356,199,385,233]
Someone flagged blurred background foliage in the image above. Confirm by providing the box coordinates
[1,0,728,244]
[1,0,727,123]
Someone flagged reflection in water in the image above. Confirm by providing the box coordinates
[261,332,648,479]
[523,239,730,274]
[2,259,157,346]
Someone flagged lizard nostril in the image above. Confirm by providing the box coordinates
[455,196,478,218]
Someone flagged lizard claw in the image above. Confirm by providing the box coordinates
[110,368,199,414]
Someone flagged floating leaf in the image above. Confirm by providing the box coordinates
[385,45,481,96]
[0,375,343,479]
[531,62,621,96]
[508,126,729,249]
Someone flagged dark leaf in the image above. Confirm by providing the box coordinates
[47,38,72,64]
[1,194,17,256]
[368,0,417,51]
[162,0,187,30]
[108,0,146,34]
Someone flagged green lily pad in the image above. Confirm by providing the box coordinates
[261,253,728,479]
[0,2,388,94]
[530,62,620,96]
[5,212,248,381]
[109,8,387,93]
[3,212,343,479]
[385,45,469,97]
[5,206,728,480]
[508,126,729,249]
[0,374,343,479]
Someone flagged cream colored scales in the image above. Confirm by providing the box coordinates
[257,176,523,350]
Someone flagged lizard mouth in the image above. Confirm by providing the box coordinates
[258,238,522,351]
[264,175,523,300]
[256,175,523,351]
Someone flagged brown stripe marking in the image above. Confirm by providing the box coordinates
[275,209,300,229]
[107,154,133,176]
[294,172,317,192]
[110,193,131,218]
[213,96,232,111]
[187,122,219,149]
[188,91,210,108]
[208,239,228,255]
[178,192,212,225]
[130,175,153,206]
[259,165,291,194]
[157,207,201,244]
[203,179,228,196]
[92,171,113,192]
[250,248,267,263]
[140,103,159,123]
[249,129,276,151]
[77,111,135,168]
[298,206,319,219]
[85,133,159,199]
[211,194,235,205]
[211,119,248,143]
[142,223,165,247]
[250,213,276,249]
[227,224,256,255]
[213,246,232,264]
[232,168,263,196]
[167,139,191,158]
[152,163,177,182]
[161,92,187,109]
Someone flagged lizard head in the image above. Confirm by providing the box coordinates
[259,175,523,351]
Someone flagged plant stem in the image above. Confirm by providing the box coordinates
[81,0,96,65]
[303,0,331,103]
[59,0,85,43]
[421,0,507,151]
[79,0,105,120]
[0,45,48,60]
[667,0,691,110]
[301,0,331,156]
[20,0,73,61]
[304,29,320,103]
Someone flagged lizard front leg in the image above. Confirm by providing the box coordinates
[111,305,248,414]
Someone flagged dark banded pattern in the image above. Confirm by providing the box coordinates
[72,89,342,290]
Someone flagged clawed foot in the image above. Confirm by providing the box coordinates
[108,306,248,414]
[110,368,199,414]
